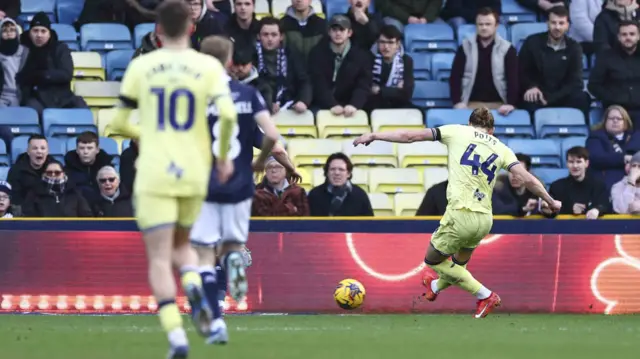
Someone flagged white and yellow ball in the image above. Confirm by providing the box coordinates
[334,279,366,310]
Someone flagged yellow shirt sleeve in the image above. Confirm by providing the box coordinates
[501,145,520,171]
[436,124,457,145]
[119,58,140,108]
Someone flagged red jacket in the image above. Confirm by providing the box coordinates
[252,182,309,217]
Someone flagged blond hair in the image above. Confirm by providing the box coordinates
[200,36,234,65]
[592,104,633,132]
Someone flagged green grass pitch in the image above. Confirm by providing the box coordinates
[2,314,639,359]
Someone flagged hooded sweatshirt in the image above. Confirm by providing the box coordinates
[0,17,28,106]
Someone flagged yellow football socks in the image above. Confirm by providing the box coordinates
[158,302,183,333]
[428,261,482,295]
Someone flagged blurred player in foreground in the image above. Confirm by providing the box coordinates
[110,1,237,357]
[190,35,280,344]
[353,108,561,318]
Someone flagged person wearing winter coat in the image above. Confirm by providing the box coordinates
[0,17,28,107]
[92,166,134,217]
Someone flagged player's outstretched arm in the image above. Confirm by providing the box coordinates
[213,94,238,160]
[509,163,561,212]
[353,128,436,146]
[111,105,141,140]
[253,111,280,171]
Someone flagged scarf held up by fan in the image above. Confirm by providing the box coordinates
[372,47,404,87]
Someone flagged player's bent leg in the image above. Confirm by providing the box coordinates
[434,248,475,293]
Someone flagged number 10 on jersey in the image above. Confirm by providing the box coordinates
[460,144,498,184]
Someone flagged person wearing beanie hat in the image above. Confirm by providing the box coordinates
[252,156,309,216]
[611,150,640,214]
[0,180,13,218]
[0,17,28,107]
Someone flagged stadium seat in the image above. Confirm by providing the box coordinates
[534,108,588,138]
[47,137,66,163]
[560,136,587,166]
[582,54,590,79]
[313,167,369,192]
[398,141,448,167]
[11,136,29,163]
[371,109,424,132]
[272,0,289,16]
[0,107,41,135]
[42,109,97,137]
[394,193,422,216]
[426,109,471,127]
[534,168,568,187]
[511,23,547,51]
[71,52,105,80]
[424,167,448,190]
[52,23,79,50]
[412,81,452,108]
[106,50,135,81]
[368,192,394,217]
[341,140,397,168]
[316,110,371,138]
[254,0,271,17]
[589,108,603,127]
[273,110,317,138]
[100,109,140,137]
[457,24,509,45]
[287,139,342,167]
[0,139,9,166]
[75,81,121,107]
[57,0,84,25]
[80,23,133,52]
[492,110,535,138]
[431,53,455,81]
[325,0,374,19]
[134,23,155,49]
[502,0,537,23]
[292,167,313,192]
[0,167,8,181]
[410,52,431,80]
[19,0,56,24]
[404,24,457,53]
[509,139,562,168]
[369,168,423,193]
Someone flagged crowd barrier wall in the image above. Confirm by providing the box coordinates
[1,217,639,315]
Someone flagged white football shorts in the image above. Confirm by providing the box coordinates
[190,198,252,247]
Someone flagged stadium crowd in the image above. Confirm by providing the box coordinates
[1,0,640,219]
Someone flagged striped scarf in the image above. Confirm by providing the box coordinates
[256,42,287,105]
[373,49,404,87]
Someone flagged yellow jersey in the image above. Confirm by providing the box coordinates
[117,48,230,197]
[437,124,519,214]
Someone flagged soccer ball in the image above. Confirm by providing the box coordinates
[334,279,366,310]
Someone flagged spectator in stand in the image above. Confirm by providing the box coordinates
[22,160,93,217]
[252,156,309,216]
[344,0,383,51]
[519,6,589,118]
[569,0,603,55]
[593,0,640,53]
[92,165,134,217]
[416,180,447,216]
[365,25,414,112]
[611,150,640,214]
[374,0,443,31]
[492,153,539,216]
[207,0,232,15]
[225,0,260,53]
[516,0,568,13]
[0,18,28,107]
[231,47,274,111]
[281,0,326,62]
[133,23,163,58]
[64,132,114,204]
[6,135,53,207]
[589,21,640,125]
[308,152,373,216]
[0,0,20,20]
[78,0,139,31]
[119,139,138,193]
[255,16,312,114]
[450,7,518,115]
[188,0,227,50]
[586,105,640,190]
[541,146,610,219]
[0,181,14,218]
[440,0,501,30]
[309,15,372,117]
[16,13,87,116]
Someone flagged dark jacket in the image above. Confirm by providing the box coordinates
[0,0,20,19]
[586,129,640,190]
[440,0,501,23]
[515,0,569,13]
[593,6,640,53]
[588,44,640,110]
[64,149,114,204]
[374,0,443,23]
[22,180,93,218]
[280,7,326,63]
[309,40,373,109]
[254,45,313,107]
[92,187,134,217]
[16,30,84,109]
[307,182,374,217]
[252,180,310,216]
[225,14,261,53]
[366,53,414,111]
[239,67,274,112]
[192,10,228,50]
[6,153,53,206]
[119,141,138,193]
[345,6,383,51]
[518,32,584,105]
[491,175,538,217]
[132,31,161,59]
[544,174,610,217]
[416,180,447,216]
[76,0,129,30]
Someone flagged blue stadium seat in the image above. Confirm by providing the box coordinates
[492,110,535,138]
[0,139,9,166]
[511,22,547,51]
[456,24,509,45]
[0,107,41,135]
[134,23,155,49]
[412,81,452,108]
[426,109,471,127]
[47,137,67,164]
[501,0,537,23]
[582,54,589,78]
[67,136,120,166]
[534,168,568,187]
[589,108,603,128]
[534,108,588,138]
[404,24,456,53]
[325,0,374,19]
[42,109,98,137]
[561,137,587,166]
[80,24,133,52]
[410,52,431,80]
[122,139,131,152]
[0,167,8,181]
[56,0,84,25]
[19,0,56,25]
[509,139,562,168]
[106,50,135,81]
[431,53,455,81]
[11,136,29,163]
[51,23,79,51]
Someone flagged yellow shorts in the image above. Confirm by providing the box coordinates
[134,194,204,232]
[430,209,493,255]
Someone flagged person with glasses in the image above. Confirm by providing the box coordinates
[91,166,133,218]
[0,181,14,218]
[21,160,93,218]
[252,156,309,216]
